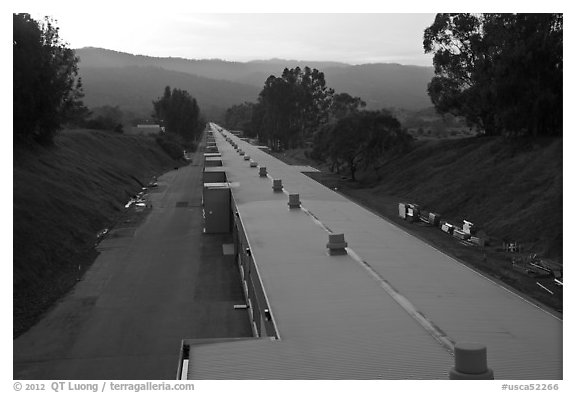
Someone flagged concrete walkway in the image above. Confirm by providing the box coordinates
[14,149,252,379]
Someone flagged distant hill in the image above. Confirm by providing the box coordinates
[76,47,349,84]
[78,66,260,120]
[323,64,435,110]
[75,47,435,119]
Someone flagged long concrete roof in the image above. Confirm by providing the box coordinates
[185,124,562,380]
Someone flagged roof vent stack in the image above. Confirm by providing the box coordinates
[449,342,494,380]
[272,179,283,192]
[288,194,301,209]
[327,233,348,255]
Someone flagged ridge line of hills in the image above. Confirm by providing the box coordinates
[75,47,435,120]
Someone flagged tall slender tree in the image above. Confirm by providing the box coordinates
[153,86,204,141]
[252,67,334,149]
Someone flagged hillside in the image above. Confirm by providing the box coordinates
[368,137,562,257]
[13,129,183,337]
[75,47,435,118]
[78,66,260,120]
[76,47,349,81]
[324,64,434,110]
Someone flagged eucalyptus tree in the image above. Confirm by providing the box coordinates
[252,67,334,150]
[153,86,204,142]
[424,13,562,137]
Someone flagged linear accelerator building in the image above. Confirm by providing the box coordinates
[178,123,562,380]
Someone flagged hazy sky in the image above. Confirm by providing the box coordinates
[18,0,564,66]
[22,2,438,66]
[56,13,436,66]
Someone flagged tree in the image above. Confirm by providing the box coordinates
[330,92,366,121]
[486,14,562,137]
[224,102,255,135]
[252,67,334,150]
[313,111,411,181]
[152,86,205,142]
[424,13,562,137]
[13,13,85,145]
[424,14,498,135]
[311,92,367,169]
[84,105,124,131]
[63,77,91,127]
[297,67,334,140]
[255,74,297,149]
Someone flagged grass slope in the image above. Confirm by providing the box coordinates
[365,137,562,259]
[13,129,182,337]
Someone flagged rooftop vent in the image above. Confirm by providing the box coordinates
[327,233,348,255]
[288,194,301,209]
[272,179,283,192]
[449,342,494,380]
[259,167,267,177]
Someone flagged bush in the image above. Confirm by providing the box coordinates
[182,140,198,153]
[155,133,184,160]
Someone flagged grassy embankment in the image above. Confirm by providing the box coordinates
[13,129,184,337]
[273,136,563,313]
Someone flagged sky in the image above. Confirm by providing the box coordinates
[14,0,569,66]
[25,12,437,66]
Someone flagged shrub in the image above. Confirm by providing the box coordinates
[155,133,184,160]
